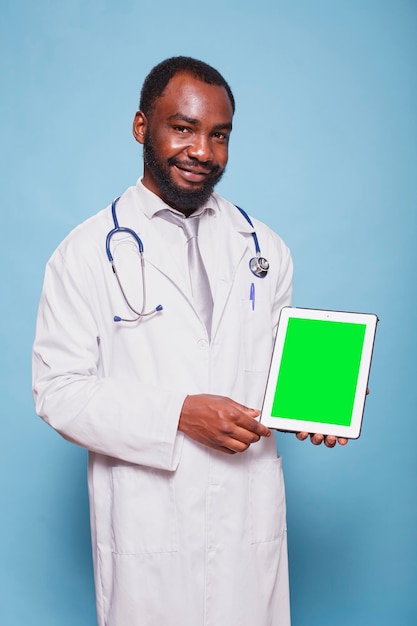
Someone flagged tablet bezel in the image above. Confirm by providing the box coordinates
[260,307,378,439]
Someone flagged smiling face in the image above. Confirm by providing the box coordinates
[133,72,234,215]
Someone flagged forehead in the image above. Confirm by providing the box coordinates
[150,72,234,123]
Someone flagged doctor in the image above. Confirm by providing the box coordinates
[33,56,346,626]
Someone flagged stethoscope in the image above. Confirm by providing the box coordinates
[106,197,269,323]
[235,205,270,279]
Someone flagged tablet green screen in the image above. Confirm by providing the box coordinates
[271,318,366,426]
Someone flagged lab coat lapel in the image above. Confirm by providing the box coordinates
[119,193,190,295]
[141,218,190,295]
[141,206,252,339]
[211,209,252,340]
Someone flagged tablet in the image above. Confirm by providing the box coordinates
[260,307,378,439]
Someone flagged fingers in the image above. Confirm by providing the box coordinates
[210,395,270,440]
[243,414,270,438]
[336,437,348,446]
[311,433,325,446]
[296,432,349,447]
[179,394,271,454]
[216,414,271,453]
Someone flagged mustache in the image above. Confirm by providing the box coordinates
[167,156,220,175]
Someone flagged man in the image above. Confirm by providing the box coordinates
[32,56,345,626]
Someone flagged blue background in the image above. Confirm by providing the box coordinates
[1,1,416,624]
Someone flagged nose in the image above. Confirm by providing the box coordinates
[187,133,213,163]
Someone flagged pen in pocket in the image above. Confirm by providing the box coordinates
[250,283,255,311]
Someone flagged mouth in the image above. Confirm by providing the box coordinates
[172,161,217,184]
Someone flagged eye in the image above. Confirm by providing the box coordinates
[173,125,190,134]
[213,131,229,143]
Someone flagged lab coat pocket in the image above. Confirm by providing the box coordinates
[249,457,287,544]
[111,466,179,555]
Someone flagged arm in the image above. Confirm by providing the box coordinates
[33,241,271,463]
[32,247,185,471]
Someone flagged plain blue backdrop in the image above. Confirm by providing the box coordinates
[1,1,416,624]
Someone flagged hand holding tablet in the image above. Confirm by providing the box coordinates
[261,307,378,440]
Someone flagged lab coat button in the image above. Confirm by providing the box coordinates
[198,338,208,349]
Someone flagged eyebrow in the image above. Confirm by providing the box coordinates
[167,113,232,132]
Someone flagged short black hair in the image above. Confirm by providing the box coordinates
[139,56,235,116]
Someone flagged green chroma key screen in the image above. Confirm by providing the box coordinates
[271,317,367,426]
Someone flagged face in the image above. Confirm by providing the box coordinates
[133,73,234,214]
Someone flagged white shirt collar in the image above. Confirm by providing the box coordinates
[135,177,217,220]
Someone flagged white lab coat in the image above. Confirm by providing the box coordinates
[33,181,293,626]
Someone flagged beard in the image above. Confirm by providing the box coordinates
[143,130,226,214]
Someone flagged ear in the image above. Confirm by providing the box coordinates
[132,110,147,145]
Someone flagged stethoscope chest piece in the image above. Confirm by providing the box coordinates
[249,255,269,278]
[235,205,269,279]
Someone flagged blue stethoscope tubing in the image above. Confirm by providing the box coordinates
[106,197,163,322]
[106,197,144,259]
[235,206,270,278]
[106,197,269,322]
